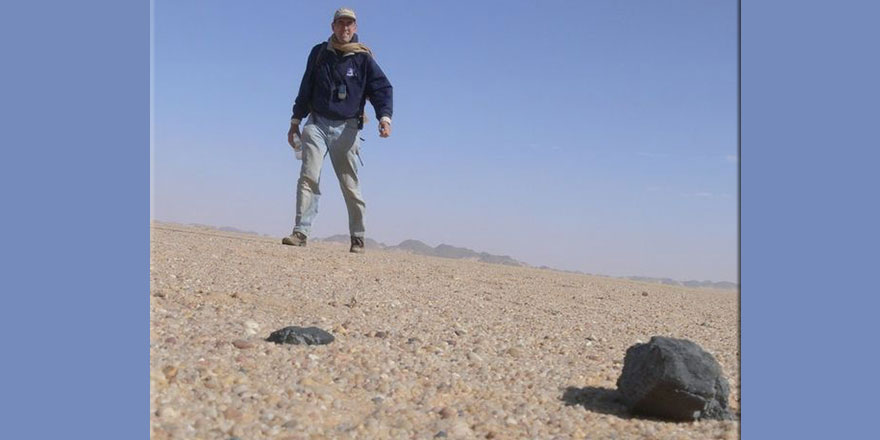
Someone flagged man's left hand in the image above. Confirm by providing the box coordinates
[379,120,391,138]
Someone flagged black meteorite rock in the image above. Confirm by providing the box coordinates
[266,326,335,345]
[616,336,732,421]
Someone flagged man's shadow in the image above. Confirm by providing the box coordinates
[561,386,632,419]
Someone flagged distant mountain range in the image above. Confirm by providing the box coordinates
[526,268,738,290]
[318,234,387,250]
[173,222,737,290]
[618,276,738,290]
[317,235,525,267]
[187,223,265,236]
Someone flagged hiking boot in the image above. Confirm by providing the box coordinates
[282,231,307,246]
[350,236,365,253]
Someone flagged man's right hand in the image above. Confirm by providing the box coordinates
[287,124,301,149]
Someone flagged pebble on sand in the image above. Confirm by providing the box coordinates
[232,340,254,349]
[162,365,178,380]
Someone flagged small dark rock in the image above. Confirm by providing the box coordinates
[374,331,389,339]
[616,336,732,421]
[434,431,447,438]
[641,291,649,296]
[266,326,335,345]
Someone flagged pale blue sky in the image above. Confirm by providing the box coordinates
[152,0,738,282]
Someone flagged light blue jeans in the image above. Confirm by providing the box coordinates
[293,112,365,238]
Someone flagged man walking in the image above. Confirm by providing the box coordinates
[283,7,393,253]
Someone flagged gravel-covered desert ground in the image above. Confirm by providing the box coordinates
[150,222,739,439]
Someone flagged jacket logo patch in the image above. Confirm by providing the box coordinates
[346,67,355,77]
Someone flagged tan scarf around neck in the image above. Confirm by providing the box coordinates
[330,34,373,57]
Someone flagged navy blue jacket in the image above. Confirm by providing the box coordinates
[291,34,393,122]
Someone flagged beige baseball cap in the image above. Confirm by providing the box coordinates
[333,7,357,22]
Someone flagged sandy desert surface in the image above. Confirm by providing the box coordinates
[150,222,739,439]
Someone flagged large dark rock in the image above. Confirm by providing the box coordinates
[266,326,335,345]
[616,336,732,421]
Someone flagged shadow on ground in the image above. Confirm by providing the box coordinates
[561,386,632,418]
[562,386,742,423]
